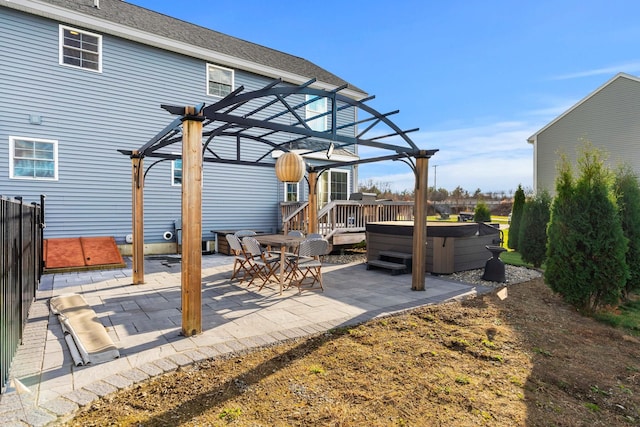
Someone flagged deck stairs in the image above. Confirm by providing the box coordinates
[281,200,414,246]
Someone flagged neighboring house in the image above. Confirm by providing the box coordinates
[0,0,367,251]
[528,72,640,194]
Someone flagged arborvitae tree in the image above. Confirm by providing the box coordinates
[613,166,640,298]
[508,184,525,250]
[473,201,491,223]
[545,147,628,312]
[517,190,551,268]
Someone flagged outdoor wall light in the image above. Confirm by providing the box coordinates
[275,151,305,183]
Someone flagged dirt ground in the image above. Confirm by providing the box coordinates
[66,277,640,426]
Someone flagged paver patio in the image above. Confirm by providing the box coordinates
[0,254,489,426]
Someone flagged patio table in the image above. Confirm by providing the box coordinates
[255,234,305,294]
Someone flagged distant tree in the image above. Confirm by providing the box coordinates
[451,186,465,210]
[474,201,491,222]
[545,146,628,312]
[429,187,449,202]
[398,189,415,201]
[508,184,525,250]
[613,165,640,298]
[473,188,482,198]
[518,191,551,268]
[358,179,394,199]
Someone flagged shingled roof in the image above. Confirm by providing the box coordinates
[6,0,366,96]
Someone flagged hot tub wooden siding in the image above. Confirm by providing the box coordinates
[366,221,501,274]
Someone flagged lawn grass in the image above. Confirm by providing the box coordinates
[500,250,530,267]
[594,295,640,336]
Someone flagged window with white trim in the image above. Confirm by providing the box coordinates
[207,64,234,97]
[318,169,349,207]
[59,25,102,72]
[9,137,58,180]
[172,158,182,186]
[306,95,328,131]
[285,182,299,202]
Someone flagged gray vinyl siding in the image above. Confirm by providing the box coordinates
[535,75,640,194]
[1,8,355,243]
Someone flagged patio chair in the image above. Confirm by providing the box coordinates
[288,238,329,294]
[226,234,253,284]
[235,229,256,238]
[307,233,323,240]
[242,236,280,290]
[287,230,305,237]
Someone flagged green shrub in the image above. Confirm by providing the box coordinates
[518,191,551,268]
[613,166,640,298]
[473,201,491,223]
[508,184,526,250]
[545,145,628,312]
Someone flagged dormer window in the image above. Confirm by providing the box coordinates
[59,25,102,72]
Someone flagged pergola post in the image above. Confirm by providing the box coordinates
[181,106,204,337]
[131,151,145,285]
[307,170,318,234]
[412,153,430,291]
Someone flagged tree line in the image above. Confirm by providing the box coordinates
[358,179,524,203]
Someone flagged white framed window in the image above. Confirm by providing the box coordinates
[172,158,182,186]
[318,169,349,208]
[9,136,58,180]
[285,182,299,202]
[207,64,234,97]
[306,95,327,131]
[59,25,102,72]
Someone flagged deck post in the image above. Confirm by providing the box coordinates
[308,170,318,234]
[181,106,204,336]
[412,153,430,291]
[131,151,144,285]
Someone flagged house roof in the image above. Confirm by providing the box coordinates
[527,72,640,143]
[2,0,366,98]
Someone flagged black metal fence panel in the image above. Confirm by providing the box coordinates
[1,195,44,393]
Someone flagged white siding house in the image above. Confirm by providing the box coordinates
[528,72,640,194]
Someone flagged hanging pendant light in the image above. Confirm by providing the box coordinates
[275,151,305,183]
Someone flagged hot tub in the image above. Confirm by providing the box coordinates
[366,221,502,274]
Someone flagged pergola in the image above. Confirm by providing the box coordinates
[119,78,438,336]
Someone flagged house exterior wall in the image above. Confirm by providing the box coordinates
[0,6,358,247]
[532,75,640,194]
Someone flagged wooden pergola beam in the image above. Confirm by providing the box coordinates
[132,152,144,285]
[307,170,318,234]
[412,154,430,291]
[181,106,204,336]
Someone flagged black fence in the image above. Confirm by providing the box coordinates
[1,195,45,393]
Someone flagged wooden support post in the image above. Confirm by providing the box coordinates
[412,154,429,291]
[181,106,204,336]
[132,152,145,285]
[307,170,318,234]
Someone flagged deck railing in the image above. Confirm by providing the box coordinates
[281,200,414,240]
[1,195,44,393]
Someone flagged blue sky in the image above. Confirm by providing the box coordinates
[129,0,640,194]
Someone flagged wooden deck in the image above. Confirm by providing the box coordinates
[281,200,414,245]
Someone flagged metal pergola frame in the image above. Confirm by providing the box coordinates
[119,78,437,336]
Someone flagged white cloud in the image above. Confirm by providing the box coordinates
[358,121,537,194]
[551,62,640,80]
